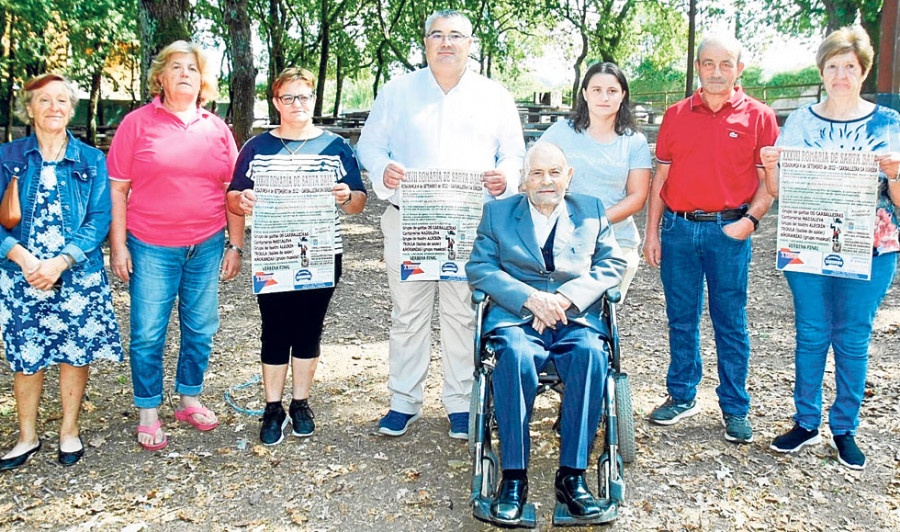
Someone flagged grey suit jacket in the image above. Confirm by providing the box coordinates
[466,193,627,335]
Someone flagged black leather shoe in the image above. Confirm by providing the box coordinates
[58,437,84,467]
[490,476,528,523]
[0,440,42,471]
[555,470,602,518]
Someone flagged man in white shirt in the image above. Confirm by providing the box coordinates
[357,9,525,439]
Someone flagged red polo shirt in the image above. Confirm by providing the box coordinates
[655,88,778,212]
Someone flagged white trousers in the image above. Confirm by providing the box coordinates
[381,206,475,415]
[618,246,641,301]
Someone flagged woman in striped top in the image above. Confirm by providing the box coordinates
[227,67,367,445]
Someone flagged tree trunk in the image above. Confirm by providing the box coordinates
[685,0,697,99]
[86,68,102,147]
[4,13,15,143]
[139,0,191,103]
[571,26,589,104]
[315,0,330,118]
[266,0,286,123]
[373,43,386,98]
[223,0,256,146]
[332,54,343,117]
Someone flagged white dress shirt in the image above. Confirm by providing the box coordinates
[357,67,525,204]
[529,200,567,249]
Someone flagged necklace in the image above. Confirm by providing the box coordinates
[278,133,310,158]
[40,139,68,163]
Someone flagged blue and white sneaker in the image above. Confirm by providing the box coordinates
[448,412,469,440]
[378,410,422,437]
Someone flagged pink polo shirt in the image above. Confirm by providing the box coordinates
[107,97,238,246]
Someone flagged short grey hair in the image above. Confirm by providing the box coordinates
[522,141,568,175]
[697,34,743,64]
[424,10,473,36]
[14,73,79,125]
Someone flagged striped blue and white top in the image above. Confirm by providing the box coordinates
[229,130,366,254]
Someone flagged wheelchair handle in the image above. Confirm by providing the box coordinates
[472,290,488,304]
[605,287,621,304]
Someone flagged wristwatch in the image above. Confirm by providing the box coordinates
[341,195,352,206]
[226,243,243,256]
[743,213,760,231]
[888,171,900,183]
[60,253,75,269]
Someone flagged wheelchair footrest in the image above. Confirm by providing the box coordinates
[608,477,626,503]
[552,501,618,526]
[472,496,537,529]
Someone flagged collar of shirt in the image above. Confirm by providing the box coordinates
[151,95,210,125]
[690,86,746,114]
[529,199,567,247]
[426,66,471,95]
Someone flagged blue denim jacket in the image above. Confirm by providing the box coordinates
[0,131,112,273]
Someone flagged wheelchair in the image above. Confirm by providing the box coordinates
[468,288,636,528]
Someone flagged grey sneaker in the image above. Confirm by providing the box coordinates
[722,413,753,443]
[649,397,700,425]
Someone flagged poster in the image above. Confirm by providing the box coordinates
[251,172,335,294]
[399,169,484,282]
[775,147,879,279]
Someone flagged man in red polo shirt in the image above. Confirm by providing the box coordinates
[642,34,778,444]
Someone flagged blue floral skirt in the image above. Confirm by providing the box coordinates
[0,163,123,375]
[0,267,124,374]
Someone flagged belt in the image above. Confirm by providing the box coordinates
[667,206,747,222]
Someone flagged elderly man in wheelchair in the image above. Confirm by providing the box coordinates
[466,142,631,527]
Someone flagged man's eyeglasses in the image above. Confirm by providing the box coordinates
[278,93,315,105]
[426,31,470,44]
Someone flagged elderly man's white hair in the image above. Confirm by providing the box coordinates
[697,33,743,64]
[523,141,568,174]
[424,9,473,36]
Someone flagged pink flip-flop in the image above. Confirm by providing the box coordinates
[174,406,219,431]
[137,419,168,451]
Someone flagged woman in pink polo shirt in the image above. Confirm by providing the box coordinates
[107,41,244,451]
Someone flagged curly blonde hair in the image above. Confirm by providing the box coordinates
[147,40,219,105]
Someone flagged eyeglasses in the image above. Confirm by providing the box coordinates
[426,31,470,44]
[278,93,315,105]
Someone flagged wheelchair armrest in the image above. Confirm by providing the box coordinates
[605,287,621,304]
[472,289,489,305]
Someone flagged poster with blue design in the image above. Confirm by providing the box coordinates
[251,172,335,293]
[776,148,878,279]
[399,169,483,282]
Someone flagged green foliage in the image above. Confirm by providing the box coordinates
[630,60,685,95]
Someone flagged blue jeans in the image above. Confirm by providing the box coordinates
[784,252,897,435]
[127,231,224,408]
[660,210,752,416]
[489,324,607,470]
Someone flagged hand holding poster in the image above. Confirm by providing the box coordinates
[398,169,484,282]
[775,148,879,279]
[252,172,336,294]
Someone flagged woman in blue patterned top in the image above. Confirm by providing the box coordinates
[0,74,123,470]
[540,62,652,299]
[227,68,367,446]
[761,27,900,470]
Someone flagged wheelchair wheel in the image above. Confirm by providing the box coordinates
[615,374,636,463]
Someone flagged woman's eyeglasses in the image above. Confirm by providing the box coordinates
[278,93,315,105]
